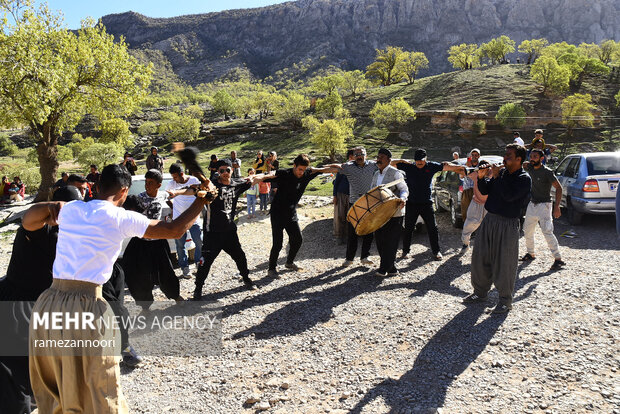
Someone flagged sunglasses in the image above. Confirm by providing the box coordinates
[218,168,231,173]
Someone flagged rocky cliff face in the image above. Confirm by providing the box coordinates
[101,0,620,85]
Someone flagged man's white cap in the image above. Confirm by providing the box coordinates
[513,137,525,146]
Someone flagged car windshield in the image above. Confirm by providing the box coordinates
[128,178,173,196]
[586,156,620,175]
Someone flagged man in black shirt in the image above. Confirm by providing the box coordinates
[391,149,464,260]
[258,154,336,278]
[189,159,257,299]
[463,144,532,314]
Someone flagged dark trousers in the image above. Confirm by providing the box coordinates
[345,203,374,261]
[122,238,180,308]
[269,214,303,270]
[195,230,250,295]
[375,216,403,273]
[402,202,440,254]
[102,261,130,350]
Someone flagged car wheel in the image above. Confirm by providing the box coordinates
[450,199,464,228]
[566,198,583,225]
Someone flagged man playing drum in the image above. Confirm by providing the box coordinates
[371,149,409,276]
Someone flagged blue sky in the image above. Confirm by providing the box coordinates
[41,1,290,29]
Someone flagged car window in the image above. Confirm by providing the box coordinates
[586,156,620,175]
[564,158,580,179]
[555,158,571,176]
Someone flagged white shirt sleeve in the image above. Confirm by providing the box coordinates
[118,208,151,239]
[394,170,409,202]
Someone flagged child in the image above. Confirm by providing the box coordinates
[121,169,184,311]
[258,180,271,214]
[246,168,258,218]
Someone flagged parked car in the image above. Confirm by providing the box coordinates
[119,173,199,258]
[552,152,620,224]
[433,155,504,228]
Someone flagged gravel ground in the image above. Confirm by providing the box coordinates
[1,199,618,413]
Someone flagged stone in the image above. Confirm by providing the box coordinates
[255,401,270,411]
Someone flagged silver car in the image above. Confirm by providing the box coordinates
[553,152,620,224]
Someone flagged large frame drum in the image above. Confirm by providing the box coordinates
[347,185,401,236]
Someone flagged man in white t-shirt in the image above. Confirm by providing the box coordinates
[28,163,211,414]
[165,163,203,277]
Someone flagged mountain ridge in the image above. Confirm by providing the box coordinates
[100,0,620,85]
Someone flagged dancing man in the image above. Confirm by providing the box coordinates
[28,164,211,413]
[462,144,532,314]
[391,149,464,260]
[257,154,336,278]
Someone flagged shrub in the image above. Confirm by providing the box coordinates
[137,121,158,136]
[77,143,124,170]
[472,120,487,135]
[0,135,18,156]
[100,118,133,148]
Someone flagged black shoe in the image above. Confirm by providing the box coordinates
[400,250,410,259]
[192,289,202,301]
[121,346,143,367]
[519,253,536,261]
[550,259,566,270]
[387,267,399,276]
[462,293,488,304]
[243,278,258,290]
[490,303,512,314]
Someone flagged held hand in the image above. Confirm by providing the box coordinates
[167,190,177,199]
[398,199,406,209]
[553,205,562,219]
[477,168,487,179]
[491,165,501,178]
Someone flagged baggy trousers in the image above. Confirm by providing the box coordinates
[402,202,440,254]
[471,212,520,306]
[523,201,561,259]
[269,214,303,270]
[461,188,474,222]
[122,238,180,307]
[195,229,250,295]
[374,216,403,273]
[29,279,128,414]
[461,201,487,246]
[333,193,349,240]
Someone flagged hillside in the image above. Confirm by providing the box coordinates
[100,0,620,85]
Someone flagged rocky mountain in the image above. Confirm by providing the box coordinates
[101,0,620,85]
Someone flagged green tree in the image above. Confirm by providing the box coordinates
[496,103,526,129]
[472,120,487,135]
[68,136,95,158]
[0,3,151,200]
[77,143,124,170]
[274,91,308,127]
[365,46,405,86]
[137,121,158,136]
[369,98,416,129]
[311,72,344,94]
[447,43,480,70]
[157,112,200,142]
[315,90,343,118]
[0,134,17,156]
[341,70,370,97]
[561,93,595,139]
[530,56,570,94]
[557,53,610,86]
[183,104,204,119]
[234,95,255,119]
[211,89,236,119]
[479,35,516,65]
[518,38,549,64]
[397,51,429,84]
[254,91,281,120]
[100,118,133,148]
[56,145,73,162]
[303,112,354,160]
[541,42,578,60]
[596,40,618,64]
[616,90,620,107]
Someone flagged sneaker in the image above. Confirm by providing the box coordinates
[519,253,536,261]
[342,260,353,267]
[375,270,387,277]
[550,259,566,270]
[267,269,280,279]
[433,252,443,261]
[361,257,374,265]
[462,293,488,304]
[121,346,143,367]
[285,262,304,272]
[490,303,512,314]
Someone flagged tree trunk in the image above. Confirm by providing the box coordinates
[34,124,59,202]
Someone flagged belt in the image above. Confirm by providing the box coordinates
[51,279,103,298]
